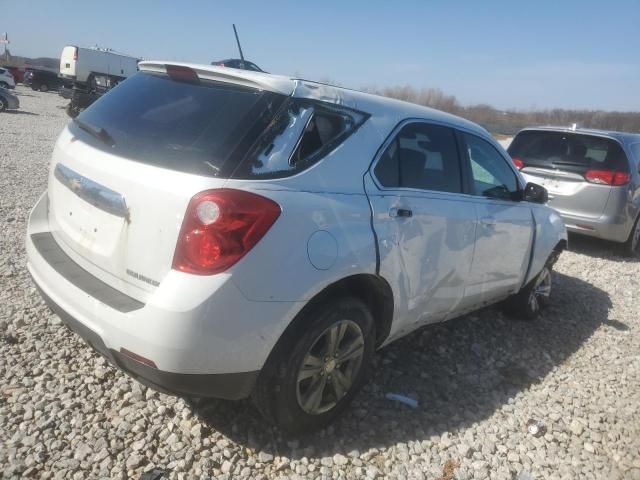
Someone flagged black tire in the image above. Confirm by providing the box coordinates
[39,84,49,92]
[65,103,80,118]
[622,214,640,257]
[31,84,39,91]
[0,97,7,113]
[252,296,375,433]
[505,264,553,321]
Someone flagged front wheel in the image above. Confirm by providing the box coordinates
[253,297,375,433]
[505,266,552,320]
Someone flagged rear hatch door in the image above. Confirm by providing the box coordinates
[47,67,288,300]
[508,130,629,219]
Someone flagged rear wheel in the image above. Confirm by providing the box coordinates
[253,297,374,433]
[39,84,49,92]
[505,265,552,320]
[623,215,640,257]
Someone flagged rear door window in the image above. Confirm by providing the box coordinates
[508,131,628,173]
[374,122,463,193]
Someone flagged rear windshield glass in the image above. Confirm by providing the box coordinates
[508,131,628,173]
[71,72,286,177]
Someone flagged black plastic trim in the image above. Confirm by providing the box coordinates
[31,232,144,313]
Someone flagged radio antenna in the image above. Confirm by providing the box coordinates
[233,24,245,64]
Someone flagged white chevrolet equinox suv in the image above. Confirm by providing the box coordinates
[26,62,567,431]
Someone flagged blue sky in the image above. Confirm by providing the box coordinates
[3,0,639,111]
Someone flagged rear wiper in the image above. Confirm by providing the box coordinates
[73,118,115,147]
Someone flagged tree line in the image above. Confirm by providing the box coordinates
[365,85,640,135]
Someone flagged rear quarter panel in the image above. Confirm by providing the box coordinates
[226,187,377,302]
[223,121,386,302]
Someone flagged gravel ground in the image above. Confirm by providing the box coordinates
[1,87,639,480]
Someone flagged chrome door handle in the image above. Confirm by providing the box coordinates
[389,208,413,218]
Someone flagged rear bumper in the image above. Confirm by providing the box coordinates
[34,281,258,399]
[26,191,302,399]
[559,211,632,243]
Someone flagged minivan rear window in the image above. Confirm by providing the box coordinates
[508,131,628,173]
[71,71,287,177]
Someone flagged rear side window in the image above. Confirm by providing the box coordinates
[374,122,462,193]
[72,72,286,177]
[232,99,368,179]
[508,131,628,173]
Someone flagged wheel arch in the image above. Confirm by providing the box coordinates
[266,273,394,368]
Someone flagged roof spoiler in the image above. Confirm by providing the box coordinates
[138,61,295,95]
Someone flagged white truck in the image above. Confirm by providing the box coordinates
[59,46,139,86]
[59,46,140,117]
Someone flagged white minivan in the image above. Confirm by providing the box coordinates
[27,62,567,431]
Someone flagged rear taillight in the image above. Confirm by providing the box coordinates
[584,170,630,186]
[172,189,281,275]
[511,157,524,170]
[166,64,199,83]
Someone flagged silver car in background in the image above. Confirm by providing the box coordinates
[0,87,20,112]
[508,127,640,255]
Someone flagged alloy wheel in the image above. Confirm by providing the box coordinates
[528,267,551,313]
[296,319,365,415]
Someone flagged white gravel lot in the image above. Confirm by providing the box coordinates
[1,86,639,480]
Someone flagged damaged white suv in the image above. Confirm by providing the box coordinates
[26,62,567,431]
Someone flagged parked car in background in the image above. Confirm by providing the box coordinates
[26,62,567,432]
[24,69,65,92]
[211,58,265,72]
[1,65,25,84]
[508,127,640,255]
[0,67,16,89]
[0,87,19,112]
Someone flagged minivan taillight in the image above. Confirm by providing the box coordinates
[172,189,281,275]
[584,170,630,186]
[511,157,524,170]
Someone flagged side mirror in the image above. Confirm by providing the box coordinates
[523,182,548,204]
